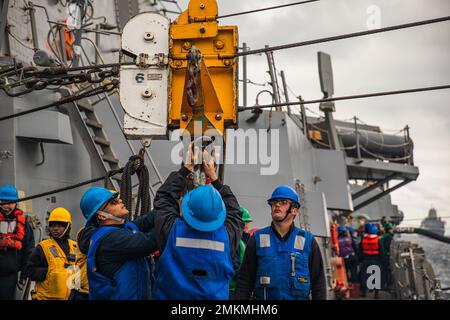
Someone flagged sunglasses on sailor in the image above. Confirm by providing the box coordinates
[108,198,121,206]
[269,199,292,207]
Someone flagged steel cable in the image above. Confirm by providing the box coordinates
[0,168,124,205]
[0,79,119,122]
[217,0,319,19]
[395,227,450,244]
[27,62,134,77]
[236,16,450,57]
[359,145,411,162]
[238,84,450,111]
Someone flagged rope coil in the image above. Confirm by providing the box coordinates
[120,151,151,220]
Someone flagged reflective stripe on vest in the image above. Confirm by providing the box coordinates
[0,209,25,250]
[87,222,151,300]
[176,237,225,251]
[154,218,234,300]
[32,238,78,300]
[362,234,380,255]
[294,235,306,250]
[254,226,313,300]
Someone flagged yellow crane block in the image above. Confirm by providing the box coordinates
[169,0,238,137]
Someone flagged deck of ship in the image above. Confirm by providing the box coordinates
[352,290,394,300]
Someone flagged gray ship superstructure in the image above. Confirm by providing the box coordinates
[421,208,446,237]
[0,0,447,300]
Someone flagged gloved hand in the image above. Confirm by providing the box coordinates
[17,276,27,290]
[202,147,217,181]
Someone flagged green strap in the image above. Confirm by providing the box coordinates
[239,239,246,264]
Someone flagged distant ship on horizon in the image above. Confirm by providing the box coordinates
[421,208,446,236]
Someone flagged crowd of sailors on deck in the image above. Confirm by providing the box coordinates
[1,152,393,301]
[336,218,394,299]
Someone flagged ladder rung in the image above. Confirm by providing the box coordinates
[93,137,111,147]
[77,100,94,112]
[85,119,103,129]
[102,154,119,164]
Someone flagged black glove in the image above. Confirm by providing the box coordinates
[17,276,27,290]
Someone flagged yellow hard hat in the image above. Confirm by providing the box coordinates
[48,207,72,224]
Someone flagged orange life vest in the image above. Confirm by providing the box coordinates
[362,234,380,255]
[0,209,26,250]
[63,19,75,60]
[331,223,340,256]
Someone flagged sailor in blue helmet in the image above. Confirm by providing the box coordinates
[0,184,35,300]
[358,223,383,299]
[235,185,326,300]
[77,187,157,300]
[153,142,243,300]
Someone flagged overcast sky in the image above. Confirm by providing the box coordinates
[173,0,450,226]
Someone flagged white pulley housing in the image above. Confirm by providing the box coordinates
[120,12,170,139]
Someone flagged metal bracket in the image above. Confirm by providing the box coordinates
[0,150,13,159]
[136,53,169,68]
[120,12,170,139]
[0,150,13,165]
[140,139,152,148]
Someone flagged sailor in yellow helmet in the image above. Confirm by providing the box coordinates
[27,207,78,300]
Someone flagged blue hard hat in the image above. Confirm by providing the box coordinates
[338,226,346,232]
[0,184,19,201]
[368,224,379,235]
[181,184,226,232]
[267,185,301,208]
[80,187,118,224]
